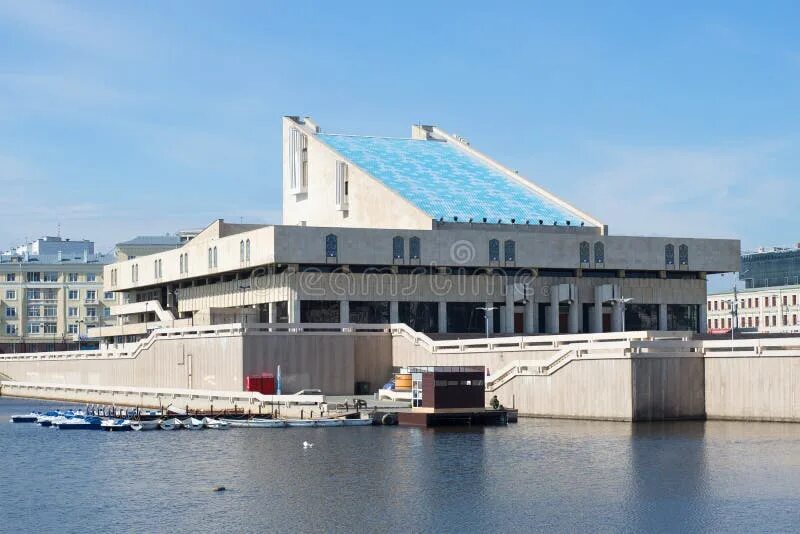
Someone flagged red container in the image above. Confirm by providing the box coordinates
[260,373,276,395]
[245,375,262,393]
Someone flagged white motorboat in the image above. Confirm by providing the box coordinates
[181,417,204,430]
[101,419,132,432]
[131,419,162,431]
[285,419,316,428]
[313,419,344,427]
[160,418,182,430]
[10,412,40,423]
[220,418,286,428]
[341,418,373,426]
[202,417,229,429]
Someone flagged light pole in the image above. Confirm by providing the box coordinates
[610,297,634,332]
[76,319,85,351]
[476,306,498,339]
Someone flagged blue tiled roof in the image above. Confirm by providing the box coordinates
[316,134,590,225]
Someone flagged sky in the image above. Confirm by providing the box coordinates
[1,1,798,270]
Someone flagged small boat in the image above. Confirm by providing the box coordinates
[341,418,373,427]
[160,418,182,430]
[285,419,316,428]
[36,411,63,427]
[202,417,229,429]
[313,419,344,427]
[219,418,286,428]
[101,419,132,432]
[130,419,162,431]
[10,412,40,423]
[57,416,103,430]
[181,417,204,430]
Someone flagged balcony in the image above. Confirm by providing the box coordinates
[84,298,98,304]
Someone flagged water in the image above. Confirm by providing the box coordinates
[1,398,799,533]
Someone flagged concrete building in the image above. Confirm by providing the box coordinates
[707,285,800,334]
[741,245,800,288]
[113,232,198,262]
[93,116,739,343]
[0,237,114,353]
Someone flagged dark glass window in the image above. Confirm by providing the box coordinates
[446,302,486,333]
[625,304,659,330]
[579,241,590,264]
[489,239,500,262]
[594,242,605,264]
[273,301,289,323]
[392,236,404,260]
[665,244,675,266]
[325,234,338,258]
[504,240,516,262]
[667,304,699,332]
[409,237,421,260]
[679,244,689,265]
[300,300,340,323]
[349,301,390,323]
[398,301,438,333]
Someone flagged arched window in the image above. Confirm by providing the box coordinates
[679,244,689,266]
[665,244,675,266]
[579,241,590,264]
[131,264,136,283]
[246,239,251,261]
[409,237,421,260]
[594,242,605,264]
[213,246,218,268]
[179,254,184,274]
[504,240,516,262]
[240,240,245,262]
[208,248,213,268]
[184,253,188,273]
[154,259,159,278]
[489,239,500,262]
[393,236,404,260]
[325,234,338,258]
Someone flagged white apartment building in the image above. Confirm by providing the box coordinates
[0,237,115,352]
[707,285,800,334]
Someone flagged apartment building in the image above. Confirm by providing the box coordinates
[707,285,800,334]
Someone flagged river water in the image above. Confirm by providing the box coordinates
[1,397,799,533]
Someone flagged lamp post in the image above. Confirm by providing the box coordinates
[476,306,498,339]
[610,297,634,332]
[76,319,85,351]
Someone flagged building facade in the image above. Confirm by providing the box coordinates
[741,245,800,288]
[95,116,740,342]
[0,237,115,352]
[707,285,800,334]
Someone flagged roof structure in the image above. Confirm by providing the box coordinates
[117,235,183,247]
[316,133,591,226]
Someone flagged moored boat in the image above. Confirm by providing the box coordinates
[181,417,204,430]
[131,419,162,431]
[101,419,132,432]
[220,417,286,428]
[10,412,40,423]
[285,419,316,428]
[57,416,103,430]
[341,418,373,426]
[160,418,182,430]
[313,419,344,427]
[202,417,229,429]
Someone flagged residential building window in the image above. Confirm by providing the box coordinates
[748,317,753,327]
[794,315,798,326]
[773,296,777,307]
[504,240,516,262]
[5,307,16,318]
[393,236,404,260]
[678,244,689,265]
[409,237,421,260]
[87,273,96,282]
[86,290,97,302]
[86,307,97,317]
[44,305,57,317]
[68,307,79,318]
[794,295,798,306]
[5,324,17,335]
[748,298,752,308]
[104,291,114,300]
[26,324,40,334]
[579,241,590,264]
[665,244,675,266]
[727,318,732,328]
[714,319,718,329]
[104,307,111,317]
[755,317,760,327]
[27,272,41,282]
[67,324,78,334]
[489,239,500,262]
[783,315,788,326]
[43,272,58,282]
[6,273,15,282]
[325,234,338,258]
[27,305,40,317]
[68,290,79,300]
[26,289,40,300]
[594,242,605,264]
[5,290,15,300]
[68,273,78,282]
[246,239,251,262]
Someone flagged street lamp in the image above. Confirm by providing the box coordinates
[610,297,634,332]
[476,306,498,339]
[76,319,85,351]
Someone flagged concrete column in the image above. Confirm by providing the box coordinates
[659,303,668,331]
[549,289,560,334]
[267,301,276,323]
[438,301,447,333]
[592,286,604,333]
[485,301,494,335]
[288,297,300,324]
[523,298,536,334]
[698,303,707,334]
[339,300,349,324]
[505,286,515,334]
[389,301,399,324]
[568,299,579,334]
[611,302,623,332]
[498,307,506,333]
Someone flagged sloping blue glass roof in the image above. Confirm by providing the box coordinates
[316,134,590,225]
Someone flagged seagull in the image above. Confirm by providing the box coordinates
[303,441,313,449]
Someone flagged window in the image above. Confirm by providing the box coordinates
[86,290,97,302]
[43,305,57,317]
[111,268,117,287]
[208,248,213,268]
[27,305,40,317]
[68,273,79,282]
[335,161,349,210]
[393,236,405,260]
[67,324,78,334]
[179,254,185,274]
[27,272,41,282]
[665,244,675,266]
[68,307,79,317]
[289,127,308,193]
[68,290,79,300]
[783,296,788,306]
[504,240,516,262]
[748,317,753,327]
[755,316,760,327]
[783,315,788,326]
[154,259,159,278]
[325,234,338,258]
[87,273,96,282]
[594,242,605,264]
[773,296,777,307]
[104,291,114,300]
[794,295,798,306]
[43,272,58,282]
[211,247,218,268]
[131,265,136,283]
[409,237,421,260]
[104,307,111,317]
[6,273,15,282]
[240,240,245,262]
[5,307,16,318]
[579,241,590,264]
[184,253,188,273]
[748,298,752,308]
[794,315,798,326]
[5,324,17,336]
[679,244,689,265]
[26,289,40,300]
[86,307,97,317]
[5,290,15,300]
[246,239,251,262]
[489,239,500,262]
[26,324,40,334]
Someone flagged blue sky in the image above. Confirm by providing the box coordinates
[1,1,798,265]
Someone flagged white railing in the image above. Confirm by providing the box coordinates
[702,337,800,357]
